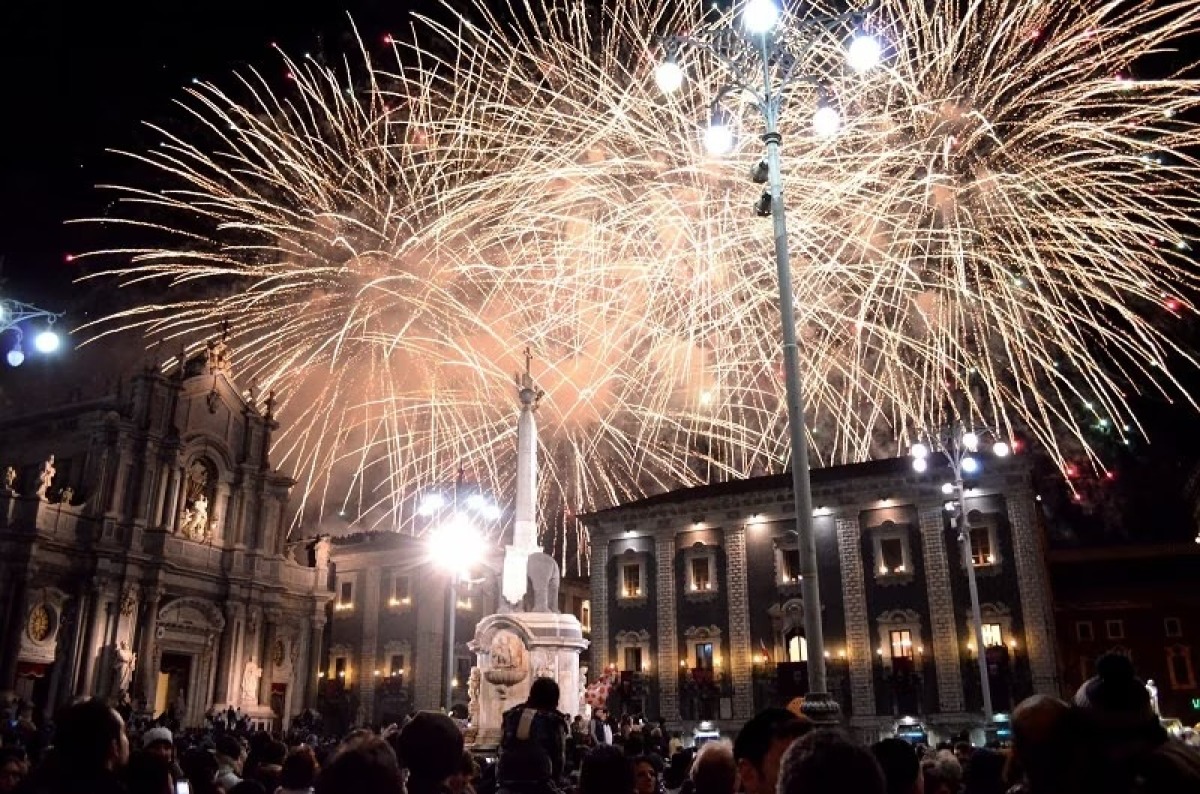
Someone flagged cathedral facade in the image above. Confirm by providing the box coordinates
[0,343,333,727]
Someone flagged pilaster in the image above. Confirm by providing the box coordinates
[306,615,326,709]
[1007,496,1059,694]
[654,534,679,722]
[136,588,164,703]
[919,503,964,713]
[835,517,875,717]
[589,540,608,672]
[360,568,382,722]
[724,526,754,720]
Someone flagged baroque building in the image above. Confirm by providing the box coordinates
[0,342,333,727]
[581,456,1059,741]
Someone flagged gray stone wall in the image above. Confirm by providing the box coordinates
[919,503,964,712]
[724,526,754,720]
[655,534,680,722]
[836,516,875,718]
[1008,495,1059,694]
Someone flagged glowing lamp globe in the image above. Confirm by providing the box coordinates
[911,457,928,473]
[847,34,882,73]
[813,105,841,138]
[962,431,980,451]
[941,482,955,495]
[654,61,684,94]
[704,123,735,156]
[961,455,980,474]
[34,329,60,354]
[910,442,929,459]
[743,0,780,34]
[6,347,24,367]
[992,441,1011,457]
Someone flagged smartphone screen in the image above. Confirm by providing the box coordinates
[175,781,191,794]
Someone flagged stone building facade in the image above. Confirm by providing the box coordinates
[581,457,1059,740]
[321,533,591,729]
[0,344,333,726]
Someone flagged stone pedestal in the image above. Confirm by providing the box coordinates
[468,612,588,749]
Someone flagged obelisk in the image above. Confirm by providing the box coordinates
[502,347,544,608]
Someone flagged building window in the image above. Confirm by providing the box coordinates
[969,527,995,567]
[1076,621,1095,641]
[890,629,914,660]
[624,646,644,672]
[780,547,801,584]
[691,557,712,591]
[390,654,405,677]
[982,623,1003,648]
[390,576,411,606]
[880,538,905,574]
[621,563,644,598]
[581,600,591,632]
[455,656,472,687]
[786,632,808,663]
[1107,620,1125,640]
[870,524,914,581]
[1166,618,1183,638]
[1167,645,1196,690]
[694,642,714,670]
[340,582,353,605]
[334,656,348,682]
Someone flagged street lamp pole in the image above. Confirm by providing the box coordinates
[0,298,64,367]
[656,0,880,722]
[443,570,459,713]
[953,464,994,725]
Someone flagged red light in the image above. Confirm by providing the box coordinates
[64,254,75,263]
[1066,464,1080,478]
[1165,298,1182,312]
[286,72,296,81]
[1105,471,1117,481]
[383,33,394,44]
[1011,439,1023,453]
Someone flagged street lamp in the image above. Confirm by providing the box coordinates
[655,0,881,723]
[424,482,499,713]
[909,422,1012,728]
[0,299,63,367]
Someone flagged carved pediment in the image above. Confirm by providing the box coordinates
[158,597,225,632]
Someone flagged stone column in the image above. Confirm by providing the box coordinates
[213,483,232,546]
[213,604,239,706]
[724,527,754,720]
[919,503,964,713]
[163,465,182,533]
[589,539,608,673]
[360,569,381,723]
[61,590,91,706]
[108,443,135,517]
[306,616,326,708]
[1007,495,1059,694]
[136,589,164,704]
[260,616,278,706]
[79,586,114,696]
[150,466,170,528]
[654,535,679,724]
[835,516,875,719]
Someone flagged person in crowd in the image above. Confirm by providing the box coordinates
[777,730,886,794]
[0,749,28,794]
[495,743,558,794]
[953,742,973,769]
[732,708,812,794]
[921,751,962,794]
[447,749,479,794]
[663,750,693,794]
[34,698,130,794]
[1005,694,1077,794]
[578,745,634,794]
[689,740,736,794]
[179,747,220,794]
[250,741,288,792]
[277,746,319,794]
[870,739,922,794]
[500,678,568,783]
[314,736,403,794]
[962,748,1005,794]
[123,751,174,794]
[142,728,176,768]
[214,734,245,791]
[1073,651,1200,793]
[391,711,465,794]
[589,708,613,746]
[633,755,662,794]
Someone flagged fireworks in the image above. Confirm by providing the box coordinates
[78,0,1200,568]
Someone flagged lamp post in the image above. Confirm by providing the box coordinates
[655,0,881,722]
[910,423,1012,727]
[423,482,500,713]
[0,299,63,367]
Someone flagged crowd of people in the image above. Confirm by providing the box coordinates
[1,653,1198,794]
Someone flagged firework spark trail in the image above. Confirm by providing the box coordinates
[77,0,1200,570]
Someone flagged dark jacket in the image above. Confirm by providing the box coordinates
[500,705,567,783]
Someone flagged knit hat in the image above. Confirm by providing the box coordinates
[391,711,464,783]
[143,726,174,748]
[1073,653,1157,732]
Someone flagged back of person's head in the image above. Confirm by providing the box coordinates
[315,736,402,794]
[392,711,465,787]
[215,734,244,762]
[261,739,288,767]
[778,730,885,794]
[527,678,560,711]
[733,709,812,768]
[922,750,963,794]
[1010,695,1076,792]
[962,747,1006,794]
[871,739,920,794]
[690,740,736,794]
[180,747,220,792]
[580,744,634,794]
[123,750,173,794]
[54,698,127,773]
[497,742,552,784]
[1074,653,1163,741]
[281,746,319,790]
[624,734,646,757]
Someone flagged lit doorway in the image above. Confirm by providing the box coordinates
[154,653,192,720]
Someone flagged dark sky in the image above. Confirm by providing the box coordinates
[0,0,431,302]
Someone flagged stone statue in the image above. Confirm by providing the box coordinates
[206,335,230,374]
[313,535,331,569]
[59,486,74,505]
[120,587,138,617]
[4,466,16,493]
[180,495,209,540]
[467,666,481,722]
[525,552,561,613]
[241,657,263,706]
[113,641,137,693]
[1147,679,1160,716]
[35,455,56,500]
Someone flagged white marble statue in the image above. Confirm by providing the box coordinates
[59,486,74,505]
[114,641,137,693]
[4,466,16,493]
[180,495,209,540]
[241,657,263,706]
[313,535,331,569]
[1147,679,1160,716]
[35,455,55,500]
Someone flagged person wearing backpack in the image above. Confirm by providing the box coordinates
[500,678,569,784]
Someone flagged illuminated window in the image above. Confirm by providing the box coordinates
[390,654,405,677]
[622,564,643,598]
[391,575,411,604]
[881,539,905,573]
[786,633,808,663]
[581,600,591,632]
[890,629,914,660]
[340,581,353,605]
[970,528,994,566]
[1167,645,1196,690]
[334,656,347,681]
[691,557,712,591]
[982,623,1003,648]
[694,642,714,670]
[780,548,801,584]
[871,524,913,579]
[624,646,644,672]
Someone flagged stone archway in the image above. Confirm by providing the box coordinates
[155,597,224,727]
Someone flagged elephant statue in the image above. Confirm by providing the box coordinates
[526,552,561,613]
